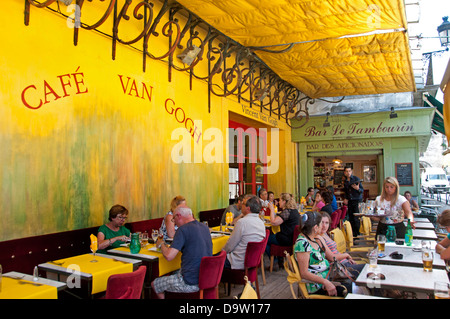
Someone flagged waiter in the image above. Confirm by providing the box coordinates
[343,166,364,237]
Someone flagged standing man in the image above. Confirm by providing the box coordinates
[343,166,364,237]
[151,206,212,299]
[223,195,266,269]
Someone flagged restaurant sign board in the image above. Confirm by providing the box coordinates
[291,108,434,143]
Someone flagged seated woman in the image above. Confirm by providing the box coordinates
[435,209,450,260]
[97,205,131,254]
[319,191,334,215]
[404,191,419,211]
[319,212,365,275]
[266,193,300,267]
[373,177,414,238]
[294,211,349,297]
[305,187,315,206]
[311,191,325,212]
[159,195,186,240]
[327,186,338,212]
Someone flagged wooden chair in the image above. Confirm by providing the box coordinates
[359,216,376,240]
[104,265,147,299]
[284,252,344,299]
[165,250,227,299]
[269,225,300,272]
[330,209,341,231]
[330,228,368,263]
[342,221,375,254]
[221,229,269,298]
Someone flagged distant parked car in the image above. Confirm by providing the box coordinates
[421,167,450,193]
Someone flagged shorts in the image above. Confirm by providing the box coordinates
[152,270,199,294]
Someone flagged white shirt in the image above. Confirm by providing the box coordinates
[223,213,266,269]
[375,195,407,224]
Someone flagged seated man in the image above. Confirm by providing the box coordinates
[223,195,266,269]
[151,206,212,299]
[220,195,244,225]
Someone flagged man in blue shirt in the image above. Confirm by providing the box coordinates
[151,206,212,299]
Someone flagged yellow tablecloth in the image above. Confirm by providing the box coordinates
[115,245,182,276]
[211,234,230,254]
[115,234,229,275]
[52,254,133,294]
[263,216,280,234]
[0,277,58,299]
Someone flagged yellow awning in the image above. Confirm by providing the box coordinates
[177,0,415,98]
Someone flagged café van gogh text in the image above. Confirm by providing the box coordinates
[18,69,280,174]
[304,122,414,137]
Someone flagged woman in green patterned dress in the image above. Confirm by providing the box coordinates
[294,211,348,297]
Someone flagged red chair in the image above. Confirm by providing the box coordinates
[330,209,341,231]
[221,229,269,299]
[262,207,270,216]
[165,250,227,299]
[339,205,348,228]
[269,225,300,272]
[104,265,147,299]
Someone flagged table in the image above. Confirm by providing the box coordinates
[421,204,441,211]
[263,216,280,233]
[421,197,434,204]
[378,245,446,269]
[414,217,433,223]
[345,293,389,299]
[0,271,66,299]
[414,222,435,230]
[413,229,438,240]
[385,239,437,250]
[108,234,230,298]
[355,264,449,296]
[112,234,229,273]
[38,253,141,298]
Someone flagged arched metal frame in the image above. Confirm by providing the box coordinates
[23,0,323,128]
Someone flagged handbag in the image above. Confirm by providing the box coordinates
[327,257,358,282]
[234,276,258,299]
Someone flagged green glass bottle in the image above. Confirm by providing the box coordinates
[405,219,413,246]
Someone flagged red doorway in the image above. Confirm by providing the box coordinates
[228,120,267,202]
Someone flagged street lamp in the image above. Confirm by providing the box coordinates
[437,16,450,47]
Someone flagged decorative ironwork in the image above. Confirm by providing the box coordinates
[23,0,324,128]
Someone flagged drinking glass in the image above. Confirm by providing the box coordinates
[422,249,433,272]
[90,245,98,263]
[368,248,378,269]
[151,230,159,244]
[434,281,450,299]
[421,240,431,250]
[377,235,386,252]
[358,202,366,214]
[141,231,148,246]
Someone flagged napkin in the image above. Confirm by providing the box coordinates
[90,234,98,252]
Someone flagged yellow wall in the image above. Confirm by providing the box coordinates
[0,1,296,241]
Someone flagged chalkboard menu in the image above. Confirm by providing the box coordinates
[333,169,345,186]
[395,163,413,186]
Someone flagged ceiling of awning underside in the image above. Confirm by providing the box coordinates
[176,0,416,99]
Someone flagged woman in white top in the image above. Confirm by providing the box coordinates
[159,195,186,240]
[372,177,414,238]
